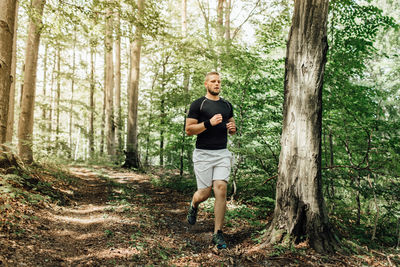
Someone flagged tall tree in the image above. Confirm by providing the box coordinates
[217,0,225,39]
[179,0,189,176]
[264,0,337,253]
[224,0,231,41]
[69,28,77,158]
[5,0,19,143]
[105,1,115,156]
[17,0,46,163]
[114,7,123,154]
[0,0,17,144]
[55,47,61,144]
[124,0,144,168]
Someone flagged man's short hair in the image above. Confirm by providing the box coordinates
[205,71,220,81]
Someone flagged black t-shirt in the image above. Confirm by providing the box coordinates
[187,96,234,150]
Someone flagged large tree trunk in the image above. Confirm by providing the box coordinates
[264,0,337,253]
[5,1,19,144]
[0,0,17,144]
[114,8,123,155]
[17,0,46,163]
[105,2,115,157]
[124,0,144,169]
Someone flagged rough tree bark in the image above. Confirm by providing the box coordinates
[17,0,46,163]
[105,1,115,156]
[123,0,144,169]
[0,0,17,144]
[264,0,338,253]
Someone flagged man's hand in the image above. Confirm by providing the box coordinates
[210,114,223,126]
[226,121,236,134]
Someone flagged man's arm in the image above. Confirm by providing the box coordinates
[226,117,237,135]
[185,114,224,136]
[185,118,206,136]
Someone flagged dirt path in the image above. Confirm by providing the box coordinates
[1,166,355,266]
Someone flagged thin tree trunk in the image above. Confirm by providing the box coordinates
[124,0,144,169]
[17,0,46,163]
[217,0,225,39]
[114,8,122,155]
[5,0,19,144]
[180,0,190,176]
[265,0,337,253]
[100,55,106,155]
[89,46,95,157]
[55,47,61,144]
[159,56,169,167]
[145,70,158,166]
[0,0,17,144]
[224,0,231,41]
[48,49,56,150]
[69,29,77,158]
[42,43,48,122]
[105,2,115,157]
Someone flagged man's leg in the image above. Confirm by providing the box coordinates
[212,180,227,233]
[191,186,212,208]
[187,186,212,225]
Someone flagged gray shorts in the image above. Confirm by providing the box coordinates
[193,148,233,189]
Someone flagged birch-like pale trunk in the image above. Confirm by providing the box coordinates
[105,3,115,156]
[265,0,337,253]
[0,0,17,144]
[5,1,19,144]
[124,0,144,168]
[17,0,46,162]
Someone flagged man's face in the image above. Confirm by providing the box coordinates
[205,74,221,96]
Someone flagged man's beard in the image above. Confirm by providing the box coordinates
[207,87,220,96]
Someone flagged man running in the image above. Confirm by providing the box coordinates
[185,71,236,249]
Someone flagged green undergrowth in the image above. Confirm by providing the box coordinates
[149,167,197,195]
[0,161,79,234]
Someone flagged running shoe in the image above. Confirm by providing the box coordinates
[187,203,198,225]
[212,230,227,249]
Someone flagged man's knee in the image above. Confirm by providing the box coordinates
[213,180,227,198]
[195,186,212,201]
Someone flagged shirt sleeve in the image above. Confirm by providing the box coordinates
[187,100,200,120]
[228,102,234,118]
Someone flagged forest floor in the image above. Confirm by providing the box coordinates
[0,165,398,266]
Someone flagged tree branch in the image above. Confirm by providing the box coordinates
[231,0,261,40]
